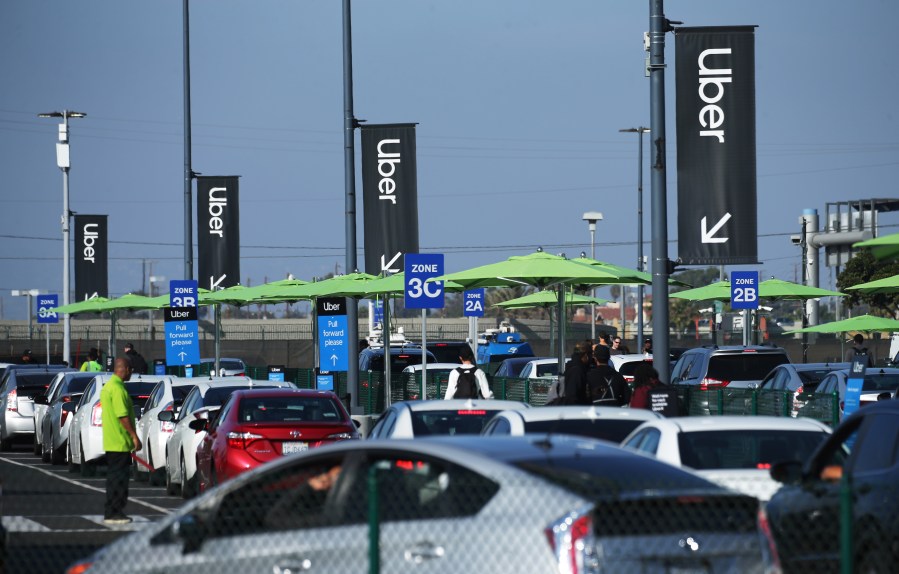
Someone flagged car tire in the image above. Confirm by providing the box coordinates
[165,450,179,496]
[180,452,193,499]
[148,443,164,486]
[67,444,79,473]
[33,435,42,456]
[50,439,66,465]
[79,441,96,478]
[0,436,10,452]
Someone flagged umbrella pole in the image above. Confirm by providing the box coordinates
[110,311,117,367]
[214,304,221,375]
[557,285,566,377]
[421,309,427,400]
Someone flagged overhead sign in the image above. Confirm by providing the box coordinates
[360,124,420,275]
[463,289,485,317]
[675,26,758,265]
[405,253,444,309]
[197,176,241,291]
[165,280,200,366]
[317,297,348,372]
[37,294,59,324]
[730,271,759,310]
[74,215,108,300]
[268,365,286,383]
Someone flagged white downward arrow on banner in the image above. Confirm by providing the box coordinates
[381,252,402,273]
[210,275,227,291]
[701,213,732,244]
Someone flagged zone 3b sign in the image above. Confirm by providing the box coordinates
[730,271,759,310]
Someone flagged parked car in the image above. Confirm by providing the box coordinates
[199,358,247,377]
[482,405,663,442]
[797,367,899,425]
[368,399,530,439]
[358,346,437,373]
[194,388,359,492]
[492,356,552,379]
[162,379,293,498]
[65,434,776,574]
[32,370,95,457]
[424,341,471,364]
[621,415,832,501]
[766,400,899,572]
[608,353,654,383]
[518,358,567,380]
[135,376,224,484]
[399,363,461,400]
[67,374,169,476]
[0,365,74,450]
[756,362,850,417]
[34,372,96,464]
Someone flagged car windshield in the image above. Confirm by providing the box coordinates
[126,381,161,411]
[706,353,790,381]
[523,419,645,443]
[862,373,899,392]
[203,385,256,407]
[616,360,651,377]
[677,429,828,470]
[172,385,197,404]
[15,373,61,396]
[798,370,838,385]
[62,378,93,395]
[427,343,469,363]
[238,396,344,423]
[410,409,504,436]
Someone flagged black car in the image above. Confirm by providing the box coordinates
[766,400,899,572]
[424,341,471,364]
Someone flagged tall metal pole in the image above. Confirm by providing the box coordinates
[649,0,671,383]
[343,0,361,413]
[590,227,596,341]
[801,219,809,363]
[183,0,194,281]
[637,128,647,351]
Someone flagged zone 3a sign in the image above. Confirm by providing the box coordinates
[730,271,759,310]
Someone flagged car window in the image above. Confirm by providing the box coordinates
[670,355,694,383]
[237,396,344,423]
[77,380,96,408]
[520,364,533,378]
[410,409,505,436]
[61,377,93,398]
[758,370,777,390]
[14,372,61,397]
[852,413,899,474]
[535,363,558,377]
[179,388,201,419]
[771,369,790,390]
[861,373,899,393]
[210,398,234,432]
[688,356,705,379]
[484,416,512,435]
[678,429,828,470]
[146,383,164,409]
[524,419,645,443]
[817,375,836,394]
[638,428,661,455]
[706,353,790,381]
[621,429,647,450]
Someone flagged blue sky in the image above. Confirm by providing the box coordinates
[1,0,896,319]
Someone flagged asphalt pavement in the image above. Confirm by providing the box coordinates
[1,443,182,574]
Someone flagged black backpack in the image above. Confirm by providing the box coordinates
[453,367,481,399]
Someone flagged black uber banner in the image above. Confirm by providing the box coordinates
[197,176,241,291]
[675,26,758,265]
[360,123,420,275]
[73,214,108,300]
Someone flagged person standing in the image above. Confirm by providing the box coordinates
[609,337,628,356]
[560,349,591,405]
[101,358,142,524]
[444,345,493,400]
[630,363,663,410]
[20,349,33,364]
[641,337,653,356]
[587,346,631,406]
[123,343,148,375]
[80,348,103,372]
[844,334,874,367]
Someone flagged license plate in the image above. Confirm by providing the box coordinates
[282,442,308,455]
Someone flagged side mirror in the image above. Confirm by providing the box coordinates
[61,402,76,413]
[770,460,803,485]
[157,410,175,422]
[188,419,207,431]
[33,395,49,405]
[171,513,207,554]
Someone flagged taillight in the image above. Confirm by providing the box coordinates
[757,506,782,572]
[325,431,358,440]
[91,402,103,426]
[795,385,803,396]
[6,389,17,412]
[161,402,175,433]
[699,378,729,390]
[545,505,598,574]
[227,431,263,449]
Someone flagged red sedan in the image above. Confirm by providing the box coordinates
[193,388,359,492]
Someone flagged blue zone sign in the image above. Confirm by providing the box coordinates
[165,280,200,366]
[463,289,485,317]
[317,297,348,372]
[405,253,444,309]
[37,294,59,324]
[730,271,759,310]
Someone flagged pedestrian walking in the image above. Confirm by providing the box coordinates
[844,334,874,367]
[444,345,493,400]
[80,348,103,372]
[123,343,148,374]
[101,357,142,524]
[587,345,631,406]
[559,349,591,405]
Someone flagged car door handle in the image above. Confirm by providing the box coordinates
[273,557,312,574]
[404,542,446,564]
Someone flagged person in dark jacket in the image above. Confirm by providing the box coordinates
[560,350,591,405]
[123,343,148,375]
[587,345,631,406]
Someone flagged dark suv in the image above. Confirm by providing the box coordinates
[671,345,791,389]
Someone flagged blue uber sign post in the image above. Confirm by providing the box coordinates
[463,289,485,317]
[405,253,444,309]
[165,280,200,367]
[730,271,759,310]
[843,356,868,420]
[37,294,59,325]
[317,297,348,372]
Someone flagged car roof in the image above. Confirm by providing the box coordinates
[394,399,530,412]
[171,375,252,385]
[638,415,831,433]
[231,388,339,399]
[401,363,462,372]
[684,345,788,354]
[609,354,653,363]
[496,406,663,423]
[199,357,245,363]
[789,362,851,372]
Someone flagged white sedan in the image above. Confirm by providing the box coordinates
[482,406,663,443]
[621,415,832,501]
[368,399,530,439]
[608,353,653,382]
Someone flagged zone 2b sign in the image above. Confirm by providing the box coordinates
[730,271,759,310]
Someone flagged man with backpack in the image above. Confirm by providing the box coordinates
[444,345,494,400]
[844,333,874,367]
[586,345,631,406]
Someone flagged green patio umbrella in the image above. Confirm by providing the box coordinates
[845,274,899,295]
[52,296,111,314]
[853,233,899,261]
[669,280,733,302]
[784,314,899,334]
[494,289,609,309]
[758,278,844,300]
[261,272,379,301]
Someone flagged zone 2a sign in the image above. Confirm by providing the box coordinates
[463,289,485,317]
[404,253,444,310]
[730,271,759,310]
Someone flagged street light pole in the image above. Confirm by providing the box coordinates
[39,110,86,367]
[11,289,41,343]
[582,212,603,342]
[620,127,650,351]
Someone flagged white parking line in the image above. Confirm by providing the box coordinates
[0,456,169,513]
[1,516,50,532]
